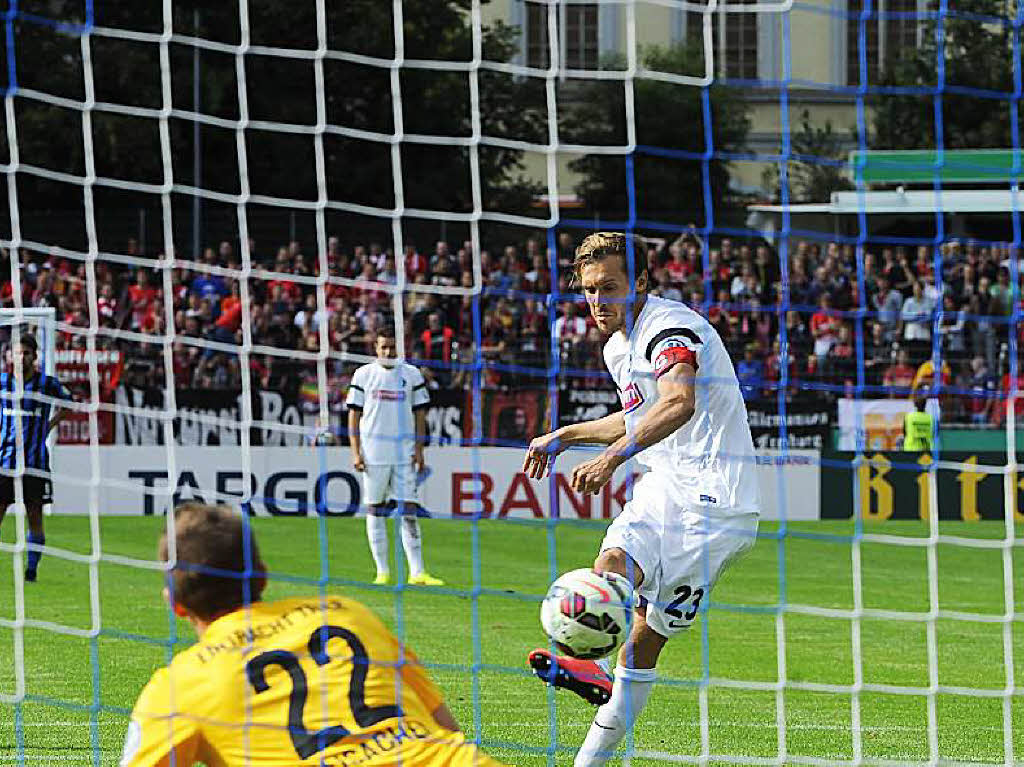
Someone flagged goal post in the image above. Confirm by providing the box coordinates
[0,308,57,377]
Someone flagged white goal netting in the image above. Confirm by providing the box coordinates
[1,0,1021,765]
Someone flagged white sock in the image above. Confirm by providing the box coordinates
[400,516,425,577]
[366,514,389,575]
[596,658,613,677]
[574,665,656,767]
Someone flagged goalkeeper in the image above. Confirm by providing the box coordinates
[120,502,504,767]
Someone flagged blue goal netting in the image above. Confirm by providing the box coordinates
[1,0,1022,765]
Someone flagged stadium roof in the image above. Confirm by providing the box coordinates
[749,188,1024,216]
[848,149,1024,185]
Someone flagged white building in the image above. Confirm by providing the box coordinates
[480,0,925,194]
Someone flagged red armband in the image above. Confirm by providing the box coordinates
[654,346,698,378]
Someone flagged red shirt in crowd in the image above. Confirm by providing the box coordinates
[420,326,454,363]
[665,259,690,283]
[97,295,117,322]
[765,351,798,387]
[406,251,428,277]
[128,284,159,330]
[266,278,302,303]
[883,363,916,391]
[215,303,243,332]
[706,304,737,329]
[325,282,351,303]
[220,294,240,317]
[810,309,840,340]
[995,374,1024,424]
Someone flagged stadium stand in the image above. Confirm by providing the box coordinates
[1,233,1018,426]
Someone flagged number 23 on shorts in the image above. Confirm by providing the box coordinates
[664,585,705,628]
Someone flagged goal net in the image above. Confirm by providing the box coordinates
[1,0,1021,765]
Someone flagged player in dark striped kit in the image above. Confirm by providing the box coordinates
[0,333,70,582]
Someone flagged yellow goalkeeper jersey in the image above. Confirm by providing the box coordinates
[121,595,504,767]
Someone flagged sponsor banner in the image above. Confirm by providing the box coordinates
[50,446,819,520]
[820,450,1019,521]
[54,445,361,517]
[439,449,821,521]
[114,384,466,447]
[465,389,547,444]
[755,451,821,521]
[424,448,638,520]
[55,349,123,445]
[57,412,115,446]
[558,387,620,429]
[421,389,465,446]
[837,398,940,451]
[746,401,832,450]
[115,385,313,446]
[55,349,125,392]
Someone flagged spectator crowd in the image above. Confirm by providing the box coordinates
[1,230,1021,426]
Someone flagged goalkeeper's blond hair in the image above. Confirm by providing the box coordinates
[571,232,649,288]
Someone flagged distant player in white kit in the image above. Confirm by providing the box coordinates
[523,232,760,765]
[346,332,444,587]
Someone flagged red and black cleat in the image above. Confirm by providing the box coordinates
[527,648,613,706]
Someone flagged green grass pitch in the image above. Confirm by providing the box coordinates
[1,516,1023,765]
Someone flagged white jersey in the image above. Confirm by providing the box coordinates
[345,361,429,465]
[603,295,760,513]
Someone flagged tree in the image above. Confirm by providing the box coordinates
[762,110,854,203]
[3,0,545,251]
[564,44,750,226]
[872,0,1021,150]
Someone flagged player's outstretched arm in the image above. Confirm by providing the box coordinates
[522,411,625,479]
[571,365,696,494]
[560,410,627,447]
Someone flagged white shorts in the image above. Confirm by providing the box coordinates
[362,463,418,505]
[600,473,758,638]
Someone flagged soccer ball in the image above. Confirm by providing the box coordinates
[540,569,633,660]
[313,430,337,446]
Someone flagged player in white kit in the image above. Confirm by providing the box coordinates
[523,232,760,766]
[346,332,444,587]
